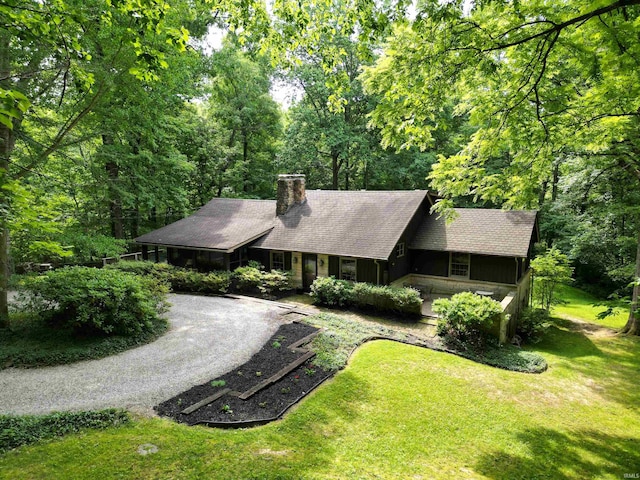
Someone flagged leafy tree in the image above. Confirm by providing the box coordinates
[0,0,192,326]
[531,248,573,312]
[199,44,282,199]
[363,1,640,335]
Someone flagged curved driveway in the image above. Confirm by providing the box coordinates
[0,294,287,415]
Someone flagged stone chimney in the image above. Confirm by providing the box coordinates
[276,174,306,216]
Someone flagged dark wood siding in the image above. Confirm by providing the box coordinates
[388,199,429,282]
[248,249,269,269]
[411,250,449,277]
[470,254,517,284]
[356,258,378,284]
[328,256,339,277]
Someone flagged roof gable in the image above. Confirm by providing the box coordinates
[252,190,427,259]
[409,208,538,258]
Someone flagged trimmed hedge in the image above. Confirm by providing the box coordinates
[106,261,291,297]
[20,267,169,337]
[0,409,130,453]
[310,276,422,317]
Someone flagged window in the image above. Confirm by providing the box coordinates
[450,252,470,278]
[396,242,405,258]
[271,251,285,271]
[340,258,357,281]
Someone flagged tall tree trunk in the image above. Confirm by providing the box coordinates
[0,30,14,327]
[103,135,124,239]
[621,227,640,335]
[551,161,560,202]
[331,151,340,190]
[131,201,140,239]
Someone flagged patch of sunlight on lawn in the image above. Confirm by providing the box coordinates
[551,284,628,330]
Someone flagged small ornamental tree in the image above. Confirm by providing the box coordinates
[432,292,503,349]
[531,247,573,311]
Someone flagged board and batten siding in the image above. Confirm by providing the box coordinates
[411,249,522,285]
[411,249,449,277]
[470,254,518,284]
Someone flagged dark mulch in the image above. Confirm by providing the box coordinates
[155,322,333,427]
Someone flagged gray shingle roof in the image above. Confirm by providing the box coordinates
[409,208,538,257]
[134,198,275,252]
[252,190,427,260]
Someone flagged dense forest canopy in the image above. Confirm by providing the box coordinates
[1,0,639,333]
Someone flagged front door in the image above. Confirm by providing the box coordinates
[302,253,317,290]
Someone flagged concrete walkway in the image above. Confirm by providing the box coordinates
[0,294,288,416]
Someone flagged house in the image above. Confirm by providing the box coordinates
[135,174,538,334]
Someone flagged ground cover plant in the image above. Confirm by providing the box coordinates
[0,410,130,453]
[0,293,637,479]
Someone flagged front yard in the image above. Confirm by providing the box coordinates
[0,288,639,479]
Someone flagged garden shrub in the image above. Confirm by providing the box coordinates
[21,266,169,337]
[0,409,130,453]
[310,276,422,317]
[350,282,422,316]
[310,276,354,307]
[516,307,551,344]
[433,291,503,349]
[258,270,292,295]
[107,260,287,296]
[232,266,263,291]
[105,260,174,278]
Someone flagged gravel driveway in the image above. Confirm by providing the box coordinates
[0,294,288,415]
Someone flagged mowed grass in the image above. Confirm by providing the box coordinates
[551,283,628,330]
[2,285,640,479]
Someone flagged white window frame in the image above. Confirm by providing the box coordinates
[340,257,357,281]
[396,242,405,258]
[449,252,470,279]
[271,251,285,271]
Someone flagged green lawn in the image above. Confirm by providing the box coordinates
[1,288,639,479]
[551,284,629,330]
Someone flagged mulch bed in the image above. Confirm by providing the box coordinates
[155,321,333,427]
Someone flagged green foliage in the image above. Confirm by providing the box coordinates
[517,308,551,344]
[20,267,169,337]
[0,409,130,454]
[107,261,232,294]
[105,261,175,277]
[59,232,128,264]
[462,344,548,374]
[350,282,422,317]
[310,276,421,317]
[232,266,291,295]
[232,266,263,290]
[433,292,503,349]
[258,270,292,295]
[531,247,573,311]
[0,310,168,369]
[309,276,353,307]
[106,261,289,297]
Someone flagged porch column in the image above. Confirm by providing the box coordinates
[141,245,149,261]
